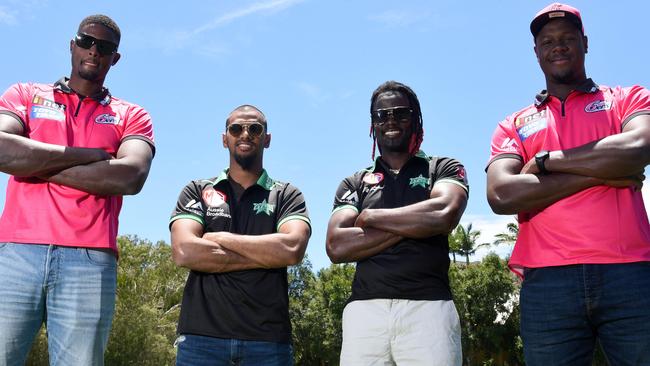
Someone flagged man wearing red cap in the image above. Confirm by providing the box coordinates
[487,3,650,364]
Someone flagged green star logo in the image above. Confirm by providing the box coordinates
[253,199,275,215]
[409,174,429,188]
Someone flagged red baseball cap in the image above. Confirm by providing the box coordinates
[530,3,584,38]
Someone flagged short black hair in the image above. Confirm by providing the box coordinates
[225,105,268,128]
[369,81,424,159]
[78,14,121,44]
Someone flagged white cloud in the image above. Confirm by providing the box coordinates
[0,6,17,25]
[191,0,304,36]
[456,213,517,261]
[368,10,430,28]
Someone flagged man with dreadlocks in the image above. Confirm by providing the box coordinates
[0,15,154,365]
[326,80,468,365]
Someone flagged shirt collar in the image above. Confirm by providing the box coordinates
[54,77,112,106]
[534,78,599,107]
[366,150,429,173]
[210,169,276,191]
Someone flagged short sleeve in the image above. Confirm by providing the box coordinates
[431,157,469,195]
[122,105,155,156]
[0,83,31,131]
[169,182,205,229]
[615,86,650,129]
[486,117,524,170]
[276,184,311,231]
[331,176,361,215]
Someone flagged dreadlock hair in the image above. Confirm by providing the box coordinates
[78,15,121,44]
[369,81,424,160]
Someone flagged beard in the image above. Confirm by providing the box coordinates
[234,152,256,171]
[78,68,100,82]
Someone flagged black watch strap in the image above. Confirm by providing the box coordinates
[535,150,550,175]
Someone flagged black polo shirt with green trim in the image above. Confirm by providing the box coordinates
[332,151,469,302]
[170,169,310,343]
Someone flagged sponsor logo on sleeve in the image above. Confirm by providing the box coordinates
[456,166,469,185]
[184,199,203,214]
[499,137,518,153]
[95,113,121,125]
[340,190,359,203]
[584,100,612,113]
[515,110,547,141]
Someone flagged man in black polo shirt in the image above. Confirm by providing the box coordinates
[326,81,468,365]
[169,105,311,366]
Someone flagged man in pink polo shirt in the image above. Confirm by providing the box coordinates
[0,15,154,365]
[486,3,650,365]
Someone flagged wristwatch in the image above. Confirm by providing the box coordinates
[534,150,550,175]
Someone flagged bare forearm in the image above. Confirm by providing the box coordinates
[326,226,402,263]
[42,158,149,196]
[204,231,306,268]
[172,237,260,273]
[0,132,109,177]
[361,203,461,238]
[548,129,650,178]
[488,172,601,214]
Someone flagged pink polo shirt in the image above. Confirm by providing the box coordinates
[0,80,155,253]
[487,80,650,275]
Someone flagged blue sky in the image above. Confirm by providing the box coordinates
[1,0,649,270]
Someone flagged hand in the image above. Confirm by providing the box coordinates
[602,172,645,191]
[520,157,539,175]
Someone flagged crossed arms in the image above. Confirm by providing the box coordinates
[486,114,650,214]
[325,182,468,263]
[170,218,311,273]
[0,112,153,195]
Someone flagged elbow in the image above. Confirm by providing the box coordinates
[171,243,189,268]
[120,171,148,195]
[326,239,346,264]
[487,194,518,215]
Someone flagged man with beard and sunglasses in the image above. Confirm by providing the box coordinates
[326,81,468,365]
[486,3,650,364]
[0,15,154,365]
[170,105,311,366]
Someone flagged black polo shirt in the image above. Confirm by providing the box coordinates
[332,151,469,302]
[170,169,310,343]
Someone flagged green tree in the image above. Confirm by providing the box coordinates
[449,253,522,365]
[448,228,461,263]
[493,220,519,247]
[290,260,355,366]
[453,223,490,265]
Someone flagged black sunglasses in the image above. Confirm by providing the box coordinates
[74,33,118,56]
[227,122,265,138]
[372,106,413,126]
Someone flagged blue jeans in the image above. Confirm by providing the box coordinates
[0,243,117,366]
[175,334,293,366]
[520,262,650,366]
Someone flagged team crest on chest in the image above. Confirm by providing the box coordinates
[95,113,121,125]
[584,100,612,113]
[253,199,275,215]
[409,174,429,188]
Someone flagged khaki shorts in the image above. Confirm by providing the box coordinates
[340,299,462,366]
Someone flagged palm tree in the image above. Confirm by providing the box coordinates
[448,229,461,263]
[493,220,519,246]
[453,223,490,265]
